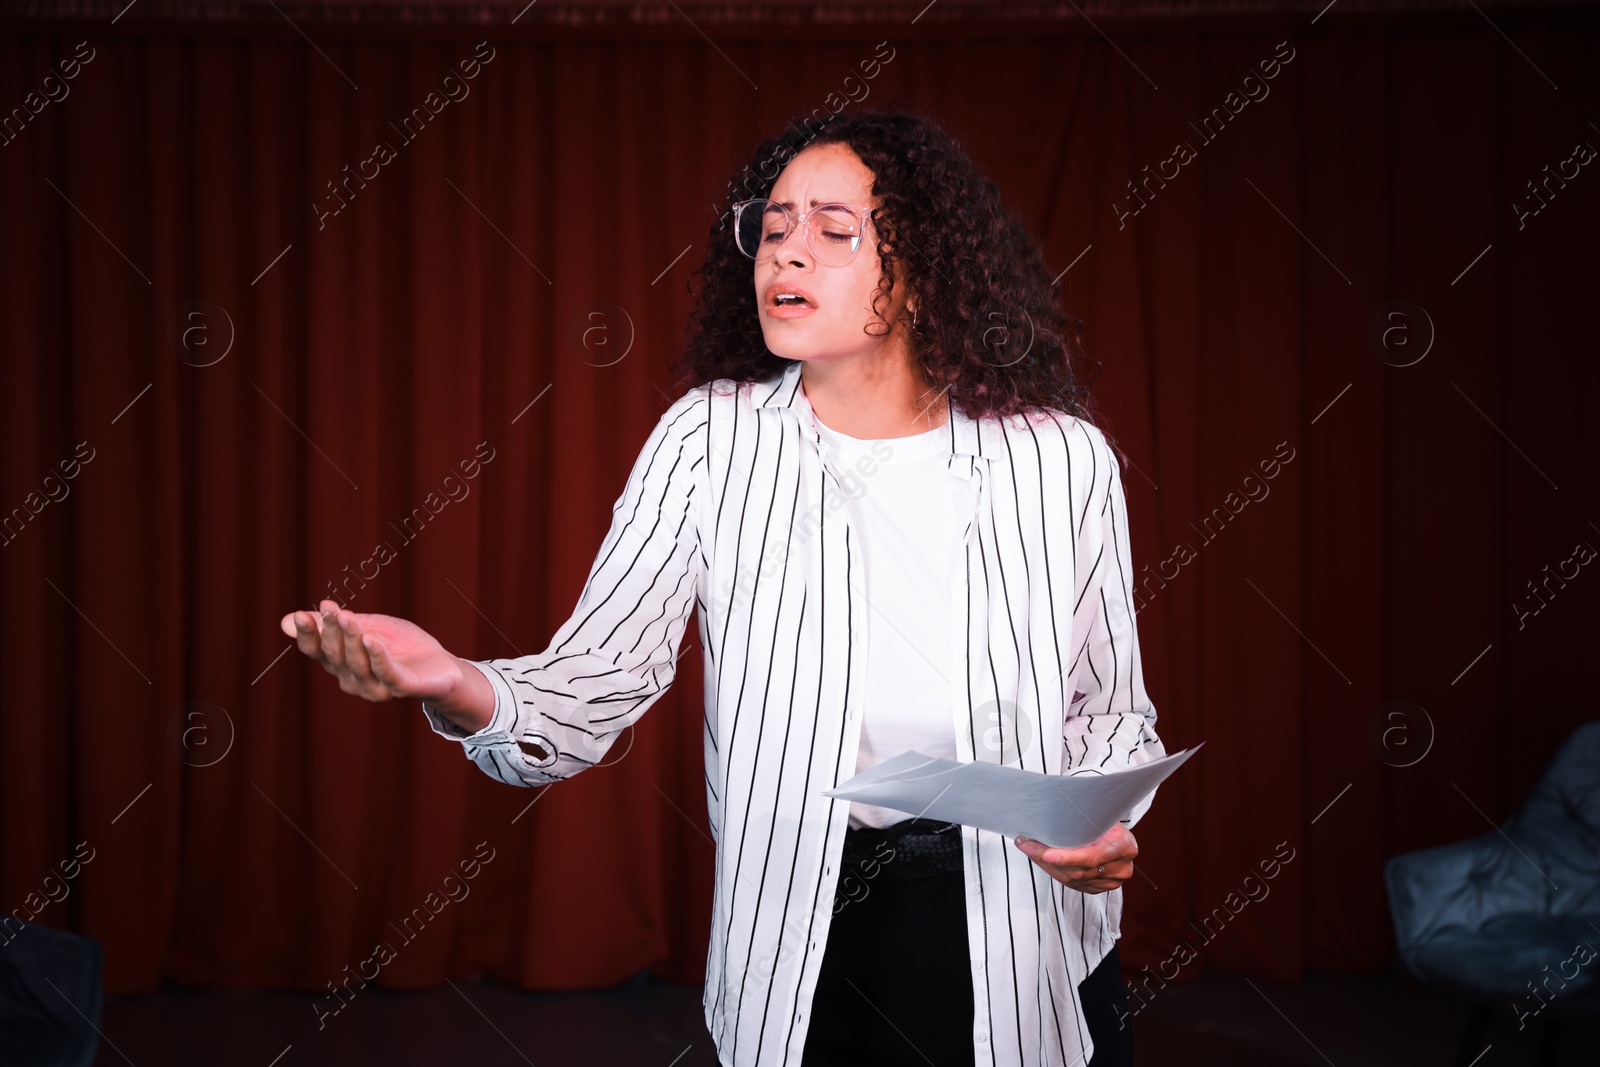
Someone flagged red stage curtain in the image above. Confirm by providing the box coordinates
[1,3,1595,997]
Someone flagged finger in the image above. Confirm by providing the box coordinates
[1025,854,1126,893]
[1060,827,1133,869]
[280,612,297,638]
[340,612,374,680]
[363,634,403,694]
[1090,844,1130,870]
[1035,844,1103,869]
[1025,841,1132,882]
[1072,861,1131,889]
[1017,844,1081,870]
[1018,836,1131,877]
[1098,828,1139,867]
[320,604,349,668]
[292,612,327,660]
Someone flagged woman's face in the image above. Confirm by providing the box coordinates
[751,142,914,367]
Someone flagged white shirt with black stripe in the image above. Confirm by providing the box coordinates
[422,357,1167,1067]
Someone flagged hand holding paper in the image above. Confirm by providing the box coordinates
[821,743,1202,848]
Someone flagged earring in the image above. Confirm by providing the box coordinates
[911,307,918,329]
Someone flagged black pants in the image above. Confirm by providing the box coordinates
[801,840,1134,1066]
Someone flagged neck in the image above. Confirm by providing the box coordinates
[799,349,949,439]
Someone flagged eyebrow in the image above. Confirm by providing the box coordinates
[772,198,836,210]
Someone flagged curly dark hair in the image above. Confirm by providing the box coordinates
[667,104,1110,435]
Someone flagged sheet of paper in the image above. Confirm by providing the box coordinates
[821,744,1203,848]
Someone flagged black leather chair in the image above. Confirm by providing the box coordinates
[0,919,103,1067]
[1385,721,1600,1065]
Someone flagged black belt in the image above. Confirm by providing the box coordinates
[839,817,964,881]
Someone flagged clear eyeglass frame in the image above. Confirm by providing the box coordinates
[731,198,879,266]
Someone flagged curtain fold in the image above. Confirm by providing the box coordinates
[1,7,1594,997]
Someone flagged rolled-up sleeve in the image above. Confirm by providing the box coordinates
[1063,424,1166,827]
[421,390,708,787]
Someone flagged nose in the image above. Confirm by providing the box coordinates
[771,217,812,269]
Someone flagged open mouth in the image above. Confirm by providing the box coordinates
[765,282,819,314]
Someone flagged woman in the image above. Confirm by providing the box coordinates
[282,107,1162,1067]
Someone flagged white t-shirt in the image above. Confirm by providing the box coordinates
[813,415,973,829]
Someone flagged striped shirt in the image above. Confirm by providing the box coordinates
[421,357,1166,1066]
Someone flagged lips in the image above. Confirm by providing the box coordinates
[764,281,818,313]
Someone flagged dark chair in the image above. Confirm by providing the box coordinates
[0,919,104,1067]
[1385,721,1600,1066]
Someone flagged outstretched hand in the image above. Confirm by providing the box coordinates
[279,599,464,704]
[1013,824,1139,894]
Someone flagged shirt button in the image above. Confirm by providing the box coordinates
[976,1032,989,1044]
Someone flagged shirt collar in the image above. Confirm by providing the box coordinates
[755,358,995,464]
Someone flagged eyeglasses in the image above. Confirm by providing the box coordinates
[731,198,878,267]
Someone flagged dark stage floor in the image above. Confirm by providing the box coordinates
[94,962,1600,1066]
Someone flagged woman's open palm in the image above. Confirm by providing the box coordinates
[279,599,463,703]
